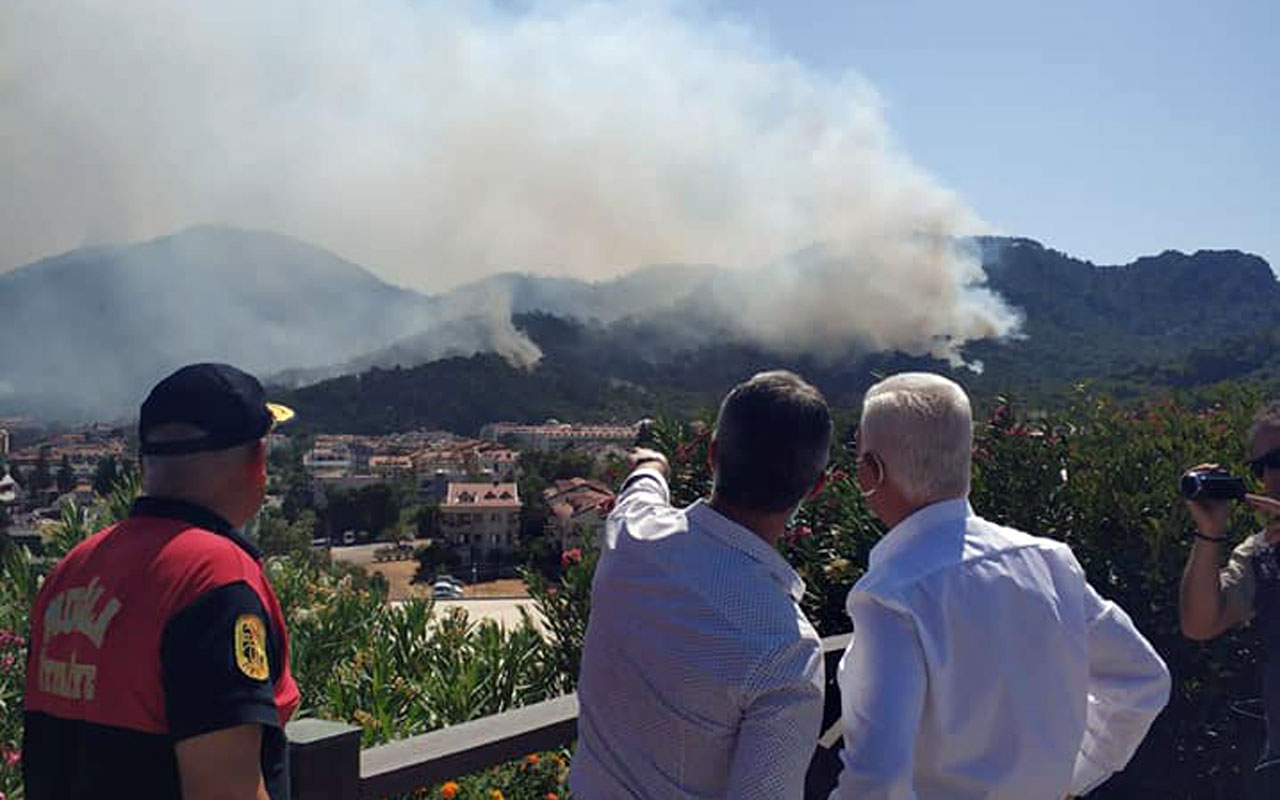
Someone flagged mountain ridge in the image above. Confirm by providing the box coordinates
[3,226,1275,424]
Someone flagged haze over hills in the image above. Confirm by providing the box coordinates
[0,227,436,419]
[3,226,1276,427]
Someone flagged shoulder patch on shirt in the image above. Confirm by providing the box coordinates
[233,614,270,681]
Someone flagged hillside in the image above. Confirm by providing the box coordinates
[283,242,1280,432]
[279,340,659,435]
[0,226,437,419]
[966,238,1280,396]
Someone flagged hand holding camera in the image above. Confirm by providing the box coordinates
[1180,464,1280,543]
[1179,466,1246,501]
[628,447,670,478]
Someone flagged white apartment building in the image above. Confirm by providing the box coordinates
[440,481,521,562]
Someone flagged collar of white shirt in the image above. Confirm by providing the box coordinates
[867,497,974,573]
[686,500,807,604]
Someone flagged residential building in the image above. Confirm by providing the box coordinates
[480,421,639,452]
[303,441,354,475]
[56,481,97,510]
[543,478,614,551]
[412,450,463,477]
[349,441,373,475]
[440,481,521,563]
[369,454,414,480]
[0,470,20,505]
[475,447,521,481]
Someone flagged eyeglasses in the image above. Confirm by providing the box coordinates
[1249,447,1280,479]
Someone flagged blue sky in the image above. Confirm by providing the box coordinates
[710,0,1278,270]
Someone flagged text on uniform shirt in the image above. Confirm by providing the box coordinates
[38,576,123,701]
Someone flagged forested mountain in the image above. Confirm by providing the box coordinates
[6,226,1276,426]
[965,238,1280,396]
[283,242,1280,433]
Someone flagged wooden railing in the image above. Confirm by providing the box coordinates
[288,633,851,800]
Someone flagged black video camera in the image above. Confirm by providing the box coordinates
[1179,467,1247,501]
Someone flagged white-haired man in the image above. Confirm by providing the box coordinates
[830,372,1170,799]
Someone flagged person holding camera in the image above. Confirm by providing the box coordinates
[1180,401,1280,792]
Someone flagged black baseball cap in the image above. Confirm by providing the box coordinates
[139,363,294,456]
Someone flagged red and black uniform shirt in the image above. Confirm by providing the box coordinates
[23,497,301,799]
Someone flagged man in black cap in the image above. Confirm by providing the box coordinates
[23,363,300,800]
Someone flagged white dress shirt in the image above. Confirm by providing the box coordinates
[571,467,825,800]
[831,499,1170,800]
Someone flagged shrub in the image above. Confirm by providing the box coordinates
[522,546,596,693]
[412,749,572,800]
[271,555,562,746]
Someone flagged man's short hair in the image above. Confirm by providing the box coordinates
[1249,401,1280,446]
[140,423,261,496]
[713,370,832,514]
[860,372,972,505]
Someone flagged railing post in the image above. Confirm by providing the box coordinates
[288,718,363,800]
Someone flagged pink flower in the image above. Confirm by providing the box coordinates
[795,525,812,539]
[3,749,18,767]
[990,404,1012,425]
[561,548,583,567]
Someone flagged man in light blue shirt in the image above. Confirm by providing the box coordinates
[572,370,832,800]
[832,372,1170,799]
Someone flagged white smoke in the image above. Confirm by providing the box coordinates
[0,0,1020,365]
[479,283,544,369]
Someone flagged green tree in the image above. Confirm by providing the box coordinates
[255,508,317,558]
[413,541,461,583]
[55,455,75,494]
[92,456,120,496]
[412,500,440,539]
[322,483,408,541]
[28,449,51,494]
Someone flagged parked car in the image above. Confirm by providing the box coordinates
[430,580,465,600]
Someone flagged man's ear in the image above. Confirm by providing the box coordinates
[247,439,268,472]
[804,469,827,501]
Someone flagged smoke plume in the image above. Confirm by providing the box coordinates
[1,0,1020,366]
